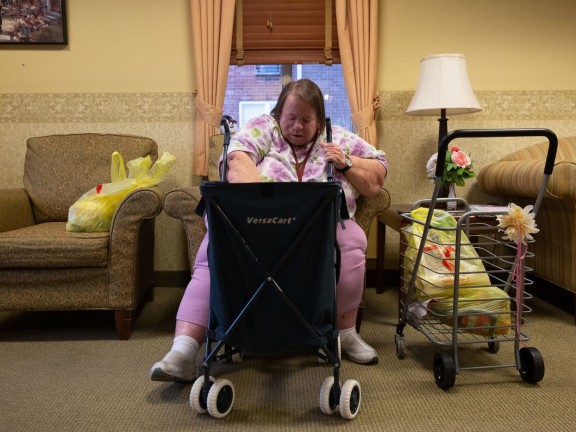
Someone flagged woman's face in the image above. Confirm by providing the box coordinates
[279,94,320,147]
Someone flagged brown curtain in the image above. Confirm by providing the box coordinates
[335,0,380,146]
[191,0,236,176]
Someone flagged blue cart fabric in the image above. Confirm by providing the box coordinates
[200,181,344,353]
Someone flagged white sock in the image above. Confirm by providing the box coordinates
[164,335,199,361]
[340,327,356,337]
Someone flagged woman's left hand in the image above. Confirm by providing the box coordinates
[320,142,347,170]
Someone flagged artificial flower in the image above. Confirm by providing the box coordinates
[426,146,476,187]
[497,203,540,245]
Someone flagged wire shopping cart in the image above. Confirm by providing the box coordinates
[394,128,558,390]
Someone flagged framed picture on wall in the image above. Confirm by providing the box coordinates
[0,0,68,46]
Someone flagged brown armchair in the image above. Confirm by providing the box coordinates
[163,134,391,330]
[0,134,164,339]
[477,136,576,321]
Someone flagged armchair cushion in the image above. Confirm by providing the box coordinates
[0,223,109,267]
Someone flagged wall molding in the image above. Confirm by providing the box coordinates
[0,92,196,123]
[379,90,576,121]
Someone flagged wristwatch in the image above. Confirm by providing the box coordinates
[337,155,353,173]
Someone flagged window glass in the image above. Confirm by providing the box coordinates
[224,64,352,131]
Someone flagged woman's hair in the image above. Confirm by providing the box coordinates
[271,79,326,133]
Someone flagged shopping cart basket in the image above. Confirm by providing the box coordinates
[395,128,558,390]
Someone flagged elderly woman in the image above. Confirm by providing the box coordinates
[151,79,388,382]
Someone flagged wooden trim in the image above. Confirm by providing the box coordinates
[231,0,339,65]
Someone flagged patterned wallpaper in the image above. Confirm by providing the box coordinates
[377,90,576,268]
[1,91,575,271]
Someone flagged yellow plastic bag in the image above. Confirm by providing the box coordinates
[66,151,176,232]
[403,208,492,301]
[428,287,512,336]
[403,208,511,336]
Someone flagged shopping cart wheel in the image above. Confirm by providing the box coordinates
[487,339,501,354]
[519,347,545,384]
[190,375,216,414]
[339,379,361,420]
[319,376,339,415]
[433,352,456,390]
[207,379,235,418]
[395,334,406,359]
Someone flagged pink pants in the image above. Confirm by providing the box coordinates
[176,219,367,327]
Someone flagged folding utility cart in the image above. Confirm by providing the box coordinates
[395,128,557,390]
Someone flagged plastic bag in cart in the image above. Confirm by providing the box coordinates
[428,287,512,336]
[66,151,176,232]
[403,208,492,300]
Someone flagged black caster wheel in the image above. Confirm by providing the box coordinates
[395,334,406,359]
[488,339,500,354]
[519,347,545,384]
[433,352,456,390]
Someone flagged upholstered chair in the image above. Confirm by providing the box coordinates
[477,136,576,322]
[163,134,391,331]
[0,134,164,339]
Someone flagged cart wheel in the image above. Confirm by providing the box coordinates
[339,379,361,420]
[190,375,215,414]
[319,376,339,415]
[395,334,406,359]
[487,339,500,354]
[207,379,235,418]
[519,347,545,384]
[433,352,456,390]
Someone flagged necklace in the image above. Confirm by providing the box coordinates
[290,143,315,182]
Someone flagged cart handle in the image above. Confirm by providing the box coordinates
[220,116,232,182]
[326,117,334,182]
[436,128,558,178]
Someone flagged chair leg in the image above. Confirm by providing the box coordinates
[114,310,133,340]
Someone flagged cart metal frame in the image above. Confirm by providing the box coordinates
[395,128,558,389]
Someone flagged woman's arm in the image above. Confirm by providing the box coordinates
[342,156,387,197]
[226,151,261,183]
[322,141,387,197]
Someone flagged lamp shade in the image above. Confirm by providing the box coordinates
[405,53,482,116]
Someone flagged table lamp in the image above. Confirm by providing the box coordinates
[405,53,482,150]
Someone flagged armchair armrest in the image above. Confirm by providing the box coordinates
[0,188,35,233]
[355,187,391,236]
[478,160,576,200]
[163,187,206,269]
[108,186,164,308]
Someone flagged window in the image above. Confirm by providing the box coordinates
[224,1,349,130]
[239,100,277,126]
[224,64,351,130]
[255,65,281,76]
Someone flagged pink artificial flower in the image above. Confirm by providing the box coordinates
[450,146,460,152]
[451,150,472,168]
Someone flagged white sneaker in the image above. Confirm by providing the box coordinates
[150,350,198,382]
[340,330,378,364]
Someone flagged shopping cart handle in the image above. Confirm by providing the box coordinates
[436,128,558,177]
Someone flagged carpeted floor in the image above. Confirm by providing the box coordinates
[0,284,575,431]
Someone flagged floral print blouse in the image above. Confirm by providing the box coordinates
[223,114,388,219]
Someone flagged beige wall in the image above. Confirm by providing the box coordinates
[1,0,576,272]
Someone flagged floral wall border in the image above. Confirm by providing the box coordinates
[0,93,196,123]
[380,90,576,121]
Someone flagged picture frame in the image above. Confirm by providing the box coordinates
[0,0,68,46]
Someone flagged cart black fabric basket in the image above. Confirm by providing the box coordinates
[200,181,344,353]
